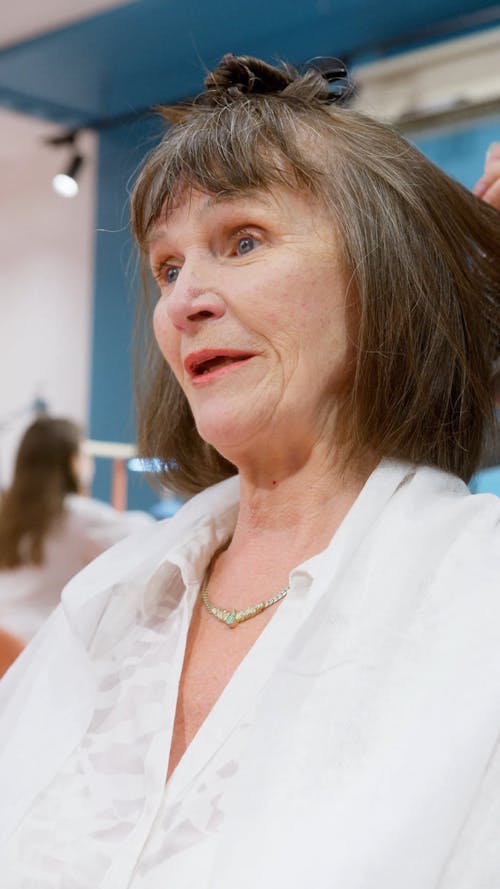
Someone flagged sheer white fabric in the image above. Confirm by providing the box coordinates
[1,461,500,888]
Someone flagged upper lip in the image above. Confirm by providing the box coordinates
[184,349,256,377]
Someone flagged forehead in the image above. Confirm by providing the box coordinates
[147,185,325,247]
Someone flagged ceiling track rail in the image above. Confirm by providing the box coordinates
[353,25,500,135]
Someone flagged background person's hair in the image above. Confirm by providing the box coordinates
[131,54,500,495]
[0,417,81,568]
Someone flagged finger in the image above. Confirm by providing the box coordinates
[485,142,500,166]
[481,178,500,211]
[473,160,500,197]
[473,177,487,197]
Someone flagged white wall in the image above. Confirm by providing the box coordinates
[353,26,500,128]
[0,109,96,487]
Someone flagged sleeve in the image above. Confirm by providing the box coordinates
[438,733,500,887]
[0,605,96,844]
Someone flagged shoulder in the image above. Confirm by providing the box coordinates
[426,468,498,562]
[349,462,500,634]
[372,464,500,624]
[385,462,500,545]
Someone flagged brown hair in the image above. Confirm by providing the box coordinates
[0,417,81,568]
[131,54,500,494]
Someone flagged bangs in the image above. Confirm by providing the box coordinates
[131,98,325,250]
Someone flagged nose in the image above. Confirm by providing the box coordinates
[162,261,226,332]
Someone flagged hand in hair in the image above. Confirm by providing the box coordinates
[473,143,500,209]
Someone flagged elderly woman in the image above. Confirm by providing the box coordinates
[0,55,499,889]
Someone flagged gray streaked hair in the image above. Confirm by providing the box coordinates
[131,54,500,494]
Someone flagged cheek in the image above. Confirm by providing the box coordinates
[153,302,180,371]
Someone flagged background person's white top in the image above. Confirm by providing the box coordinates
[0,494,154,641]
[0,461,499,888]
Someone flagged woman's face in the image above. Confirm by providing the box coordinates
[149,185,353,469]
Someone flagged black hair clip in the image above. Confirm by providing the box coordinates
[302,56,354,105]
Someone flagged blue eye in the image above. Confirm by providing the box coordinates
[236,236,257,256]
[165,266,180,284]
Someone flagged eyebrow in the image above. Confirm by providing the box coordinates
[207,189,272,207]
[147,189,273,246]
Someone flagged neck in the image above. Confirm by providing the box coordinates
[227,447,375,569]
[203,450,376,614]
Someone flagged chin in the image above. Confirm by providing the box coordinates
[193,404,268,458]
[196,420,248,455]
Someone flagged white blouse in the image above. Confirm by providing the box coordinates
[0,461,499,889]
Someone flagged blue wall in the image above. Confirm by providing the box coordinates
[90,117,162,510]
[414,117,500,189]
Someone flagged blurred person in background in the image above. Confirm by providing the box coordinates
[0,55,499,889]
[0,416,153,663]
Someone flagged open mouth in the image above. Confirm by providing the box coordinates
[194,356,241,376]
[185,350,255,379]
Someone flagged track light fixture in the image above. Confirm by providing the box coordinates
[52,153,83,198]
[46,131,84,199]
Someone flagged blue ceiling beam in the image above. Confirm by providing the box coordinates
[1,0,499,128]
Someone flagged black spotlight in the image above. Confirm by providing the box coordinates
[52,152,84,198]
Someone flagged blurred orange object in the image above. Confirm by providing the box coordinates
[111,458,127,511]
[0,627,24,677]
